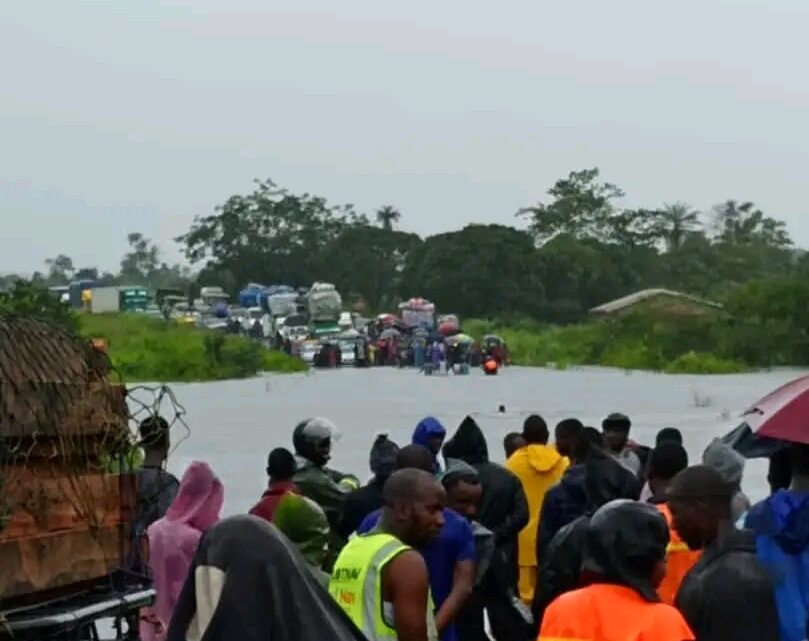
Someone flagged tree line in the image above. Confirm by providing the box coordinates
[5,168,808,325]
[176,169,806,322]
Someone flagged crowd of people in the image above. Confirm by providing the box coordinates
[131,409,809,641]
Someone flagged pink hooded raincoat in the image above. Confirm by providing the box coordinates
[141,461,224,641]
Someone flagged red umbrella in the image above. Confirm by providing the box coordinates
[742,375,809,445]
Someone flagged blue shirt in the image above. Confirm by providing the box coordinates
[358,508,475,641]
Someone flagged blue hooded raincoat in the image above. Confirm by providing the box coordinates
[746,489,809,641]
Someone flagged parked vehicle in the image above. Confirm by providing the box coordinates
[299,339,321,363]
[89,286,149,314]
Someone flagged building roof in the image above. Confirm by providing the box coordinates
[589,288,723,315]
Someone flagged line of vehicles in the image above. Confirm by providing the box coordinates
[48,279,509,370]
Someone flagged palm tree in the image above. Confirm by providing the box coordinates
[659,202,701,251]
[713,200,762,244]
[375,205,402,231]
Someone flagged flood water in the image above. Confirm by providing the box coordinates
[152,366,809,515]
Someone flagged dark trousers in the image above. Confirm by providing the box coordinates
[456,583,529,641]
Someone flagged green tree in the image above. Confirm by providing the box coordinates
[656,202,702,251]
[178,179,365,289]
[375,205,402,231]
[0,280,77,331]
[120,233,160,284]
[399,224,544,319]
[318,226,421,310]
[518,168,625,244]
[44,254,75,285]
[713,200,791,247]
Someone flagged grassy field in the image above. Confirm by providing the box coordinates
[463,317,747,374]
[80,313,307,382]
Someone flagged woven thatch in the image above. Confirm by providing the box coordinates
[0,316,124,440]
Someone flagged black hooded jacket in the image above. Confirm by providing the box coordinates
[444,416,529,549]
[531,449,639,630]
[675,527,779,641]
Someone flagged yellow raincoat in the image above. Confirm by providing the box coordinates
[506,444,568,603]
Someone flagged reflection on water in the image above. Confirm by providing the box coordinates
[161,366,809,516]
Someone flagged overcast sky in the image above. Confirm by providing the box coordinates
[2,1,807,274]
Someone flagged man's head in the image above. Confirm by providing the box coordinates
[396,444,436,473]
[139,416,170,460]
[667,465,735,551]
[266,447,296,482]
[571,427,604,464]
[369,434,400,481]
[647,443,688,494]
[382,469,445,547]
[522,415,549,445]
[503,432,526,459]
[413,417,446,457]
[441,460,482,521]
[655,427,683,447]
[602,412,631,453]
[292,417,337,467]
[555,419,584,458]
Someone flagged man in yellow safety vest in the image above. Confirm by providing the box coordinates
[330,468,445,641]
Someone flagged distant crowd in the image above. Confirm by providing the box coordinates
[131,410,809,641]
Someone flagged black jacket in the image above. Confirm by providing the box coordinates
[336,478,385,540]
[530,450,639,631]
[675,527,780,641]
[444,417,529,548]
[536,464,587,560]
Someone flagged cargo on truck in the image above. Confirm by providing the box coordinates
[308,282,342,322]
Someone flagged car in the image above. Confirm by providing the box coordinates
[299,340,320,363]
[338,339,357,365]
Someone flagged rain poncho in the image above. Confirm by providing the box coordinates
[144,461,224,641]
[675,527,779,641]
[413,416,447,472]
[538,500,694,641]
[505,440,568,601]
[746,489,809,641]
[273,492,331,586]
[165,515,366,641]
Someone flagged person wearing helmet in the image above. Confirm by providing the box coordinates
[538,500,694,641]
[291,418,359,558]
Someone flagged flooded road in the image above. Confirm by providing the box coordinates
[155,366,808,515]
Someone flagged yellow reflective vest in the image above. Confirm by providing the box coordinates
[329,532,437,641]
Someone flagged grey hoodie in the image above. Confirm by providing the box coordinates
[703,439,751,522]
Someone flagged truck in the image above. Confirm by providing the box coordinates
[399,297,436,329]
[89,286,149,314]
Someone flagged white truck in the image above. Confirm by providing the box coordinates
[90,286,122,313]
